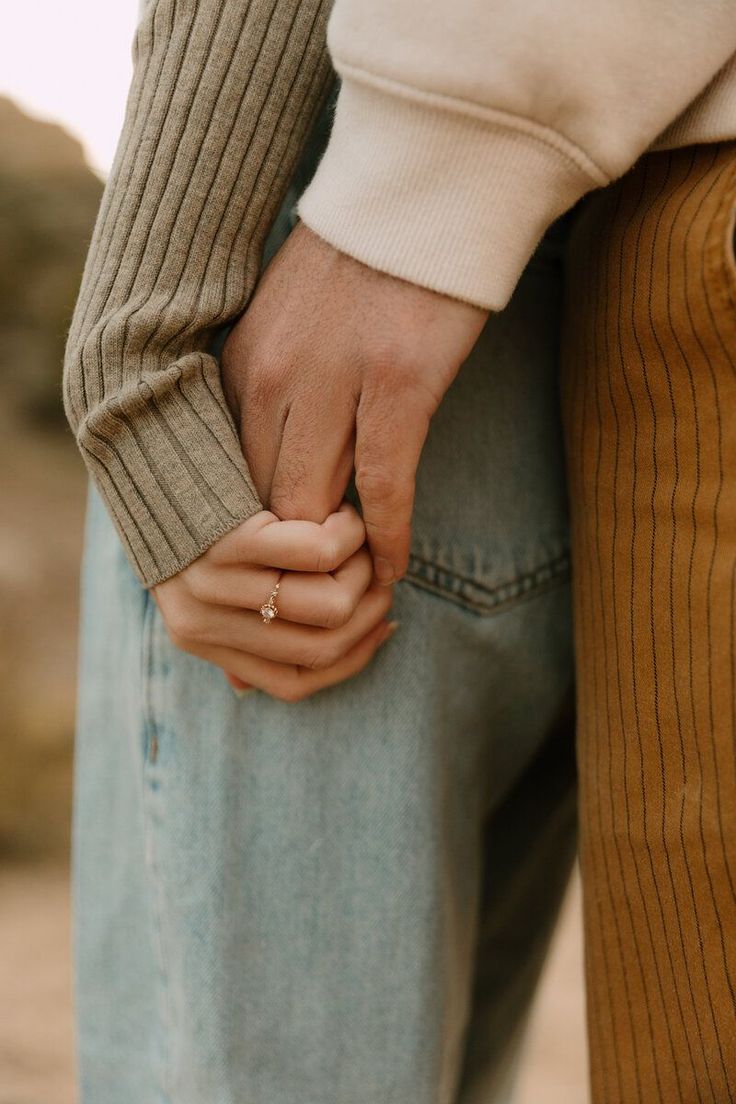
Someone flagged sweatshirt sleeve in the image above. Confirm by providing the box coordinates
[63,0,334,588]
[297,0,736,311]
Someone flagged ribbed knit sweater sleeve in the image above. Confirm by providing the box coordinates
[63,0,334,587]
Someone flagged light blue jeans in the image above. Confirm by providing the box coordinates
[72,109,577,1104]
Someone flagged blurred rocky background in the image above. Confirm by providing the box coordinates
[0,96,94,1101]
[0,95,97,860]
[0,95,587,1104]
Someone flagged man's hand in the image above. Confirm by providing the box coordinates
[222,222,489,584]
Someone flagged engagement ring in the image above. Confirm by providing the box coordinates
[260,576,282,624]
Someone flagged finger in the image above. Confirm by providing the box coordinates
[354,391,431,584]
[193,583,394,668]
[214,500,366,572]
[282,547,374,627]
[225,673,253,693]
[269,395,356,522]
[198,547,375,627]
[237,375,285,507]
[206,618,399,703]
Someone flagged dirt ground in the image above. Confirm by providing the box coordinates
[0,862,588,1104]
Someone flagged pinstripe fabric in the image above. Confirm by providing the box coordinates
[63,0,335,587]
[562,142,736,1104]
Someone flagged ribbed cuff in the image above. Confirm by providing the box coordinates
[76,353,263,587]
[298,71,608,310]
[63,0,335,588]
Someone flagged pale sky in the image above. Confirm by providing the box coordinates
[2,1,142,177]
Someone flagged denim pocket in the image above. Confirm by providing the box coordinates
[404,540,571,616]
[351,496,572,620]
[342,217,571,617]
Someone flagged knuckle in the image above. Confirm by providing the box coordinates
[248,356,287,406]
[370,339,416,382]
[163,604,201,647]
[366,524,409,554]
[300,638,339,671]
[316,539,339,574]
[354,463,398,505]
[300,648,328,672]
[322,593,353,629]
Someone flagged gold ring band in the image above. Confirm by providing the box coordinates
[260,575,282,624]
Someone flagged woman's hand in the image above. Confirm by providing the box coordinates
[152,502,397,702]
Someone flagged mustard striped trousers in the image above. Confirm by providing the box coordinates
[564,142,736,1102]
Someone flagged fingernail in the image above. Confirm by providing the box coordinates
[383,619,400,640]
[374,557,395,585]
[232,686,255,698]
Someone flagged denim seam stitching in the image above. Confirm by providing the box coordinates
[405,550,571,614]
[140,591,173,1104]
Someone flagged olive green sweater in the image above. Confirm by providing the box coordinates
[64,0,736,587]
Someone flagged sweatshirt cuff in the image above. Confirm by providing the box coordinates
[298,72,608,311]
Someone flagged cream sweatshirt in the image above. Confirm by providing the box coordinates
[298,0,736,308]
[64,0,736,586]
